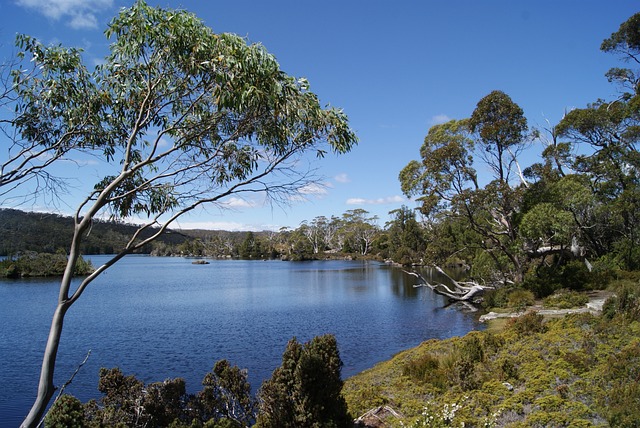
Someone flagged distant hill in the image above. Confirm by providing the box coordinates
[0,208,276,257]
[0,208,189,255]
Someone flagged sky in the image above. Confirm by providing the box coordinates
[0,0,638,231]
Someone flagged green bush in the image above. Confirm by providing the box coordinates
[603,279,640,320]
[507,289,535,311]
[544,289,589,309]
[482,287,512,309]
[199,359,255,426]
[255,334,351,428]
[506,311,547,336]
[523,260,592,298]
[600,341,640,426]
[402,353,447,390]
[0,251,94,278]
[44,395,86,428]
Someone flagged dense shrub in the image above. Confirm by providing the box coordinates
[44,335,349,428]
[603,279,640,320]
[199,359,255,426]
[255,334,351,428]
[402,353,447,390]
[523,260,592,298]
[543,289,589,309]
[507,289,535,311]
[599,340,640,426]
[44,395,86,428]
[483,287,535,311]
[505,311,547,336]
[482,286,512,309]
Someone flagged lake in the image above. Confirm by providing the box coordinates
[0,256,483,425]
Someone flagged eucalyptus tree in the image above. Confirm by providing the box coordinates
[399,118,477,220]
[600,12,640,100]
[383,205,426,265]
[554,12,640,268]
[0,40,94,204]
[469,90,529,185]
[299,217,326,254]
[18,2,356,426]
[340,208,379,255]
[400,91,531,281]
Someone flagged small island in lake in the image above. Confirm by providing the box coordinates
[0,251,94,278]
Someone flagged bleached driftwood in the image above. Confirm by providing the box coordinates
[405,266,495,311]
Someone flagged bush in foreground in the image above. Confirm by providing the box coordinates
[43,334,348,427]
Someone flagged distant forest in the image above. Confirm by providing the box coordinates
[0,207,394,262]
[0,205,418,262]
[0,208,189,256]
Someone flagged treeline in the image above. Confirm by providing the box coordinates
[163,208,416,262]
[0,207,423,264]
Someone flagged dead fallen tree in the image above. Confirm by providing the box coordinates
[404,266,496,311]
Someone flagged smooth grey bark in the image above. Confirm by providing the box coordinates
[405,266,495,311]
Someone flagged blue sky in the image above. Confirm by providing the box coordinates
[1,0,638,231]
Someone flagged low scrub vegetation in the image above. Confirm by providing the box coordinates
[344,282,640,427]
[543,289,590,309]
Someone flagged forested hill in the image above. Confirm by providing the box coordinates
[0,207,390,260]
[0,208,189,255]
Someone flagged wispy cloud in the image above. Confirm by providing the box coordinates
[429,114,452,125]
[334,173,350,184]
[174,220,279,232]
[287,182,330,202]
[15,0,114,29]
[346,195,406,205]
[219,197,256,209]
[61,158,100,166]
[300,183,329,196]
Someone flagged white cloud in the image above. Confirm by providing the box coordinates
[299,183,329,196]
[346,195,406,205]
[69,12,98,29]
[287,182,330,202]
[62,158,100,166]
[15,0,113,29]
[334,173,350,184]
[429,114,452,125]
[174,221,258,231]
[219,197,256,209]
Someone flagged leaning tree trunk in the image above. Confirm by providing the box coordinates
[21,302,70,427]
[21,218,90,428]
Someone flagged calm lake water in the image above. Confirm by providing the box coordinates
[0,256,483,425]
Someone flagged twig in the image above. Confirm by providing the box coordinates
[37,350,91,428]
